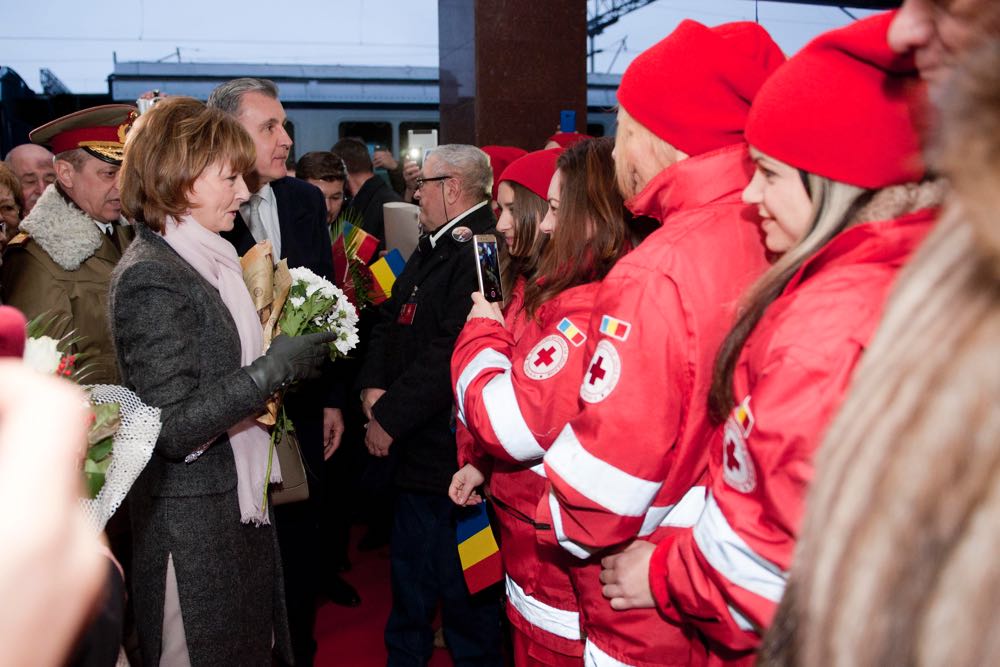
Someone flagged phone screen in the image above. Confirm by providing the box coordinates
[473,235,503,303]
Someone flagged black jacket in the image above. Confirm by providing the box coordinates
[344,174,402,246]
[359,202,499,494]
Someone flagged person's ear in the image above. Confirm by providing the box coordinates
[54,159,76,191]
[445,177,461,205]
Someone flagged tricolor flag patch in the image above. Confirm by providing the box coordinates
[456,503,502,594]
[556,317,586,346]
[599,315,632,342]
[733,396,754,438]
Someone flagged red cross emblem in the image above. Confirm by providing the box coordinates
[580,340,620,404]
[524,335,568,381]
[534,346,557,368]
[587,356,607,385]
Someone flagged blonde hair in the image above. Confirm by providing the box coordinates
[614,106,683,200]
[120,96,255,233]
[760,39,1000,667]
[708,175,870,421]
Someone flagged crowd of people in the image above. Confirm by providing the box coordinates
[0,1,998,666]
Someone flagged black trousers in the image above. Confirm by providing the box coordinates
[385,491,504,667]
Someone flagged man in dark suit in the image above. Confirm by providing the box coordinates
[208,77,357,667]
[359,144,504,666]
[333,137,402,246]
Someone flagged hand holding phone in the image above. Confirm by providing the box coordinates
[473,235,503,303]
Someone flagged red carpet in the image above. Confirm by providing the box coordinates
[314,530,453,667]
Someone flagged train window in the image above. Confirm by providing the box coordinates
[338,122,392,152]
[587,123,605,138]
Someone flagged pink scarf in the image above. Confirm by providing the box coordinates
[163,215,280,525]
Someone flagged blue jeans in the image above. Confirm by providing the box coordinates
[385,491,503,667]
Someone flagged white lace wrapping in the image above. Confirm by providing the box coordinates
[80,384,161,532]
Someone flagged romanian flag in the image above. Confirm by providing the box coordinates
[368,248,406,303]
[456,502,502,594]
[599,314,631,341]
[341,222,380,264]
[556,317,586,346]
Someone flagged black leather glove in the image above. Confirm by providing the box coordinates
[245,332,338,396]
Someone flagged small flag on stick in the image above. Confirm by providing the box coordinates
[456,502,502,594]
[369,248,406,302]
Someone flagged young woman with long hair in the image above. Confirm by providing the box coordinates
[450,138,630,666]
[598,13,943,663]
[760,33,1000,667]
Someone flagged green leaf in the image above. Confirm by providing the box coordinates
[83,456,112,498]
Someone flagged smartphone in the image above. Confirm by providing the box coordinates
[473,235,503,303]
[407,129,438,168]
[560,110,576,133]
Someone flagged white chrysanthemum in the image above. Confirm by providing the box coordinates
[289,295,306,309]
[288,266,323,286]
[23,335,62,374]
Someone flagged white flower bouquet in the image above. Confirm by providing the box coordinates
[239,244,360,512]
[279,266,360,359]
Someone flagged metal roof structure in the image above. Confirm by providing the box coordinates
[109,61,622,110]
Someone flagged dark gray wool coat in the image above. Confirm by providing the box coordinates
[109,224,291,666]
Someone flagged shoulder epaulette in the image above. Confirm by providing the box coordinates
[5,232,31,248]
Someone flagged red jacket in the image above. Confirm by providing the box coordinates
[456,277,531,475]
[539,143,770,666]
[650,208,937,658]
[452,282,599,656]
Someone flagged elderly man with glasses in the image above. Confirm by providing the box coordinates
[359,144,505,667]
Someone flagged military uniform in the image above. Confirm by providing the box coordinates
[2,184,133,384]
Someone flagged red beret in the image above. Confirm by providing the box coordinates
[745,12,926,189]
[499,148,563,201]
[481,145,528,201]
[617,20,785,156]
[0,306,27,359]
[545,132,590,149]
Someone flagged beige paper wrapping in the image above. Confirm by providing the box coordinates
[239,242,292,426]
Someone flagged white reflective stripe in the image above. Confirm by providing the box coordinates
[548,490,595,560]
[455,348,510,425]
[530,462,546,477]
[545,424,662,517]
[693,491,787,603]
[637,486,705,536]
[481,372,545,462]
[584,638,634,667]
[662,485,707,528]
[727,603,757,633]
[505,575,581,641]
[638,505,671,537]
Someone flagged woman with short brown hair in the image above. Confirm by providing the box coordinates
[111,96,335,666]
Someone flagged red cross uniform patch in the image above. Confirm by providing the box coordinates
[722,396,757,493]
[580,340,621,404]
[524,334,569,380]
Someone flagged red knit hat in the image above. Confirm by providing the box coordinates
[617,20,785,156]
[545,132,590,149]
[481,145,528,201]
[0,306,26,359]
[745,12,926,189]
[499,148,563,201]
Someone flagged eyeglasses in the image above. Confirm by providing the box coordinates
[414,175,452,190]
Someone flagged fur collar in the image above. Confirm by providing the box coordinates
[20,185,105,271]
